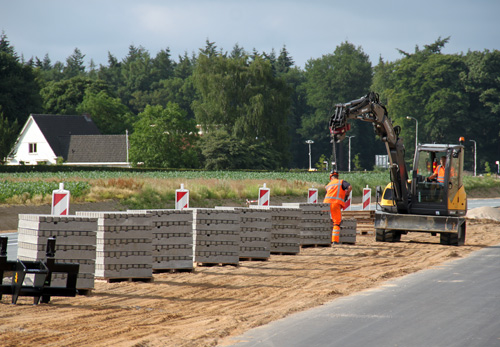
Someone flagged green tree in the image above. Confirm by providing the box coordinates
[129,103,199,168]
[385,38,469,146]
[192,52,291,167]
[0,32,42,126]
[0,110,19,163]
[98,53,123,93]
[302,41,373,170]
[63,48,86,78]
[275,45,295,75]
[40,76,110,114]
[152,48,175,81]
[281,66,311,168]
[201,129,282,170]
[461,49,500,172]
[35,54,64,84]
[76,90,133,134]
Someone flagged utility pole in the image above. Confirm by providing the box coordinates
[305,140,314,171]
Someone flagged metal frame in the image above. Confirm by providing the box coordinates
[0,236,80,304]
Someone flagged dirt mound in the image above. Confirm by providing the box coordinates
[467,206,500,222]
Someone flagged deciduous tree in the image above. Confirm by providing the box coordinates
[129,103,199,168]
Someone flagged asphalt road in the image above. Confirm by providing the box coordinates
[226,244,500,347]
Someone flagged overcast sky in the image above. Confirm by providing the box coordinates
[1,0,499,69]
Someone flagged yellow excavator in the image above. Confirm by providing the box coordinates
[330,92,467,245]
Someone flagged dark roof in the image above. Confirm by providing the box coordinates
[65,135,128,163]
[32,114,101,157]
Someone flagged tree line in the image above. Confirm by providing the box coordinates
[1,32,499,173]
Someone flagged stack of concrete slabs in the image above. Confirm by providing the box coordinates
[340,218,357,244]
[190,208,240,266]
[216,207,272,260]
[17,214,98,292]
[252,206,301,255]
[76,211,153,281]
[130,209,194,272]
[282,202,332,246]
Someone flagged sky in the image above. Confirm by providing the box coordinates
[1,0,499,69]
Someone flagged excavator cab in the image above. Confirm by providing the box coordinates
[410,141,467,216]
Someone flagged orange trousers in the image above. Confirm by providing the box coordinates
[329,202,342,243]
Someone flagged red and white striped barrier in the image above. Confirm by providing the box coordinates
[362,185,371,210]
[344,190,352,211]
[175,184,189,210]
[307,188,318,204]
[51,183,70,215]
[258,183,270,206]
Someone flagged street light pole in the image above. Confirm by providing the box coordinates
[305,140,314,171]
[406,116,418,154]
[469,139,477,176]
[347,136,355,172]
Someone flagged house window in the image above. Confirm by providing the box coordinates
[29,143,37,153]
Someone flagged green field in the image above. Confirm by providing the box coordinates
[0,171,498,209]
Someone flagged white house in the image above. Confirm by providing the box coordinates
[6,114,129,167]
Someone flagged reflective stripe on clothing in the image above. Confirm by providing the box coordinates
[435,165,445,183]
[323,178,347,207]
[329,202,342,243]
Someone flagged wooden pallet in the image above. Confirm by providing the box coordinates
[239,257,269,262]
[96,277,154,283]
[76,288,93,296]
[270,252,299,256]
[301,243,332,248]
[153,268,194,274]
[195,262,239,267]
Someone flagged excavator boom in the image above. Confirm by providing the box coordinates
[329,92,409,213]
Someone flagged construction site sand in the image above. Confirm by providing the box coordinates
[1,205,500,347]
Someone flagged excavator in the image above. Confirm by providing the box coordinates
[330,92,467,245]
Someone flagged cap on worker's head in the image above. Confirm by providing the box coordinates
[330,170,339,178]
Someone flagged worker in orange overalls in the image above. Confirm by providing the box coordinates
[428,156,447,184]
[323,171,352,244]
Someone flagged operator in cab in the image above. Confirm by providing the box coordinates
[428,156,446,184]
[323,171,352,245]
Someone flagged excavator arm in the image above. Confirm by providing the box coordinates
[329,92,410,213]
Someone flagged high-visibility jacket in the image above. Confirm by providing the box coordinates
[434,165,446,183]
[323,178,347,208]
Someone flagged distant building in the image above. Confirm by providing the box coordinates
[6,114,129,167]
[375,154,389,169]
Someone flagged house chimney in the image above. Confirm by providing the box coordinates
[82,113,92,122]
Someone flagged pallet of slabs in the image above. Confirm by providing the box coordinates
[130,209,194,272]
[252,206,301,255]
[282,203,331,247]
[216,207,272,261]
[76,211,153,282]
[190,208,240,266]
[17,214,98,293]
[340,218,357,244]
[343,210,375,234]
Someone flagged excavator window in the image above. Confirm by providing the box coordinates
[415,150,447,203]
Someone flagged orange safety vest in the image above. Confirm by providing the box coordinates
[434,165,446,183]
[323,178,347,207]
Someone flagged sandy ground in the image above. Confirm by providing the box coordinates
[1,202,500,347]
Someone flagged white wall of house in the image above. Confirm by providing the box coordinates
[6,117,57,165]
